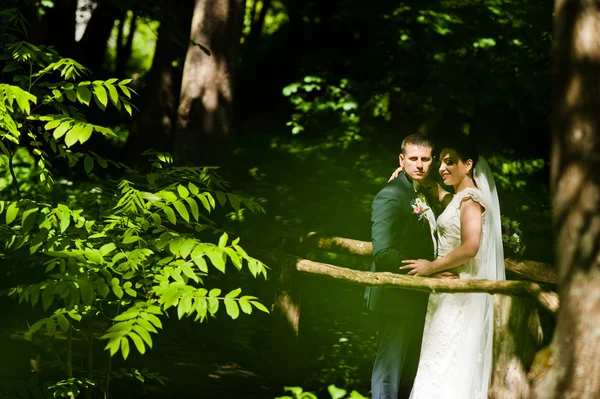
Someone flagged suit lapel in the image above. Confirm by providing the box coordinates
[396,172,437,256]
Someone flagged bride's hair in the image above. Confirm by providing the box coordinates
[439,135,479,170]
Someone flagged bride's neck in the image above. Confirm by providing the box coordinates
[454,176,476,193]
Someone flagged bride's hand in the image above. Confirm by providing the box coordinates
[388,166,403,182]
[400,259,435,276]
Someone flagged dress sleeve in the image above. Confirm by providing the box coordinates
[457,188,486,212]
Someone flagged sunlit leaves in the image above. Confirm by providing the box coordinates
[0,36,271,369]
[0,84,37,115]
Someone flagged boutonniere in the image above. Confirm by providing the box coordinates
[410,195,430,221]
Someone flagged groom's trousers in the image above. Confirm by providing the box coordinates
[371,312,426,399]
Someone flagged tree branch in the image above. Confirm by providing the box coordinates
[291,232,558,284]
[256,249,559,315]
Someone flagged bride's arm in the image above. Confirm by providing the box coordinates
[425,181,453,208]
[400,198,483,276]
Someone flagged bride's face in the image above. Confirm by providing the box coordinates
[439,148,472,186]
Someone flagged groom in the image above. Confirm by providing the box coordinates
[366,134,437,399]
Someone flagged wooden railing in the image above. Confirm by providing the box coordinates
[260,232,558,394]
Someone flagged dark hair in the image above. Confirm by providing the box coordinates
[438,135,479,168]
[401,134,434,154]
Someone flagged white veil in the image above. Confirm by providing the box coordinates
[473,155,506,395]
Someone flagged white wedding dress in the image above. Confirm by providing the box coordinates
[409,187,499,399]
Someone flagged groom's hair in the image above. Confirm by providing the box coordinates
[401,134,434,154]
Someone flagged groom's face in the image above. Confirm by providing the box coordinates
[399,144,433,183]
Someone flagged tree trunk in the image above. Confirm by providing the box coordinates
[246,0,271,52]
[174,0,246,166]
[122,0,194,164]
[489,295,548,399]
[115,11,137,77]
[533,0,600,397]
[76,0,120,74]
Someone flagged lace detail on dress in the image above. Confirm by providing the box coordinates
[409,187,491,399]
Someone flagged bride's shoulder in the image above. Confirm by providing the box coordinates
[456,187,484,205]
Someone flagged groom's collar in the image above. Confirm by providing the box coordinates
[396,171,415,192]
[398,172,425,193]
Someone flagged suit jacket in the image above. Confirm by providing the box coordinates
[365,172,436,316]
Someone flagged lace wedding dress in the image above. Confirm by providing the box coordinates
[409,187,496,399]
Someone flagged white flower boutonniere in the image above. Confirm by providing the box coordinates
[410,195,430,221]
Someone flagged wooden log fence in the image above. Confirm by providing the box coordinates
[261,232,558,397]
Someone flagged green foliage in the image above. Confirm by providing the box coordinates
[501,216,526,257]
[283,76,362,146]
[0,9,269,396]
[277,385,368,399]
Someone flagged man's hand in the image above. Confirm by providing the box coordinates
[400,259,436,276]
[431,271,459,280]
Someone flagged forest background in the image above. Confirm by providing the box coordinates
[0,0,559,398]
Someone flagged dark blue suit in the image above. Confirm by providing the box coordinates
[366,172,435,399]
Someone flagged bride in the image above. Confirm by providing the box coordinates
[391,141,505,398]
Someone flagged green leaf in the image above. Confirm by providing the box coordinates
[192,253,208,273]
[137,318,158,334]
[163,206,176,225]
[178,294,192,319]
[188,183,199,195]
[206,250,225,273]
[56,205,70,233]
[53,121,72,139]
[218,232,228,248]
[120,336,130,360]
[76,85,91,105]
[173,201,190,222]
[84,156,94,174]
[112,285,124,299]
[99,243,116,256]
[140,313,162,329]
[29,318,47,334]
[84,248,103,263]
[184,197,199,221]
[106,84,119,105]
[64,124,81,147]
[93,84,108,108]
[328,385,347,399]
[44,118,63,130]
[181,263,198,283]
[56,313,70,332]
[42,284,54,310]
[132,325,153,348]
[224,298,239,319]
[177,185,189,198]
[180,240,195,259]
[78,278,94,305]
[226,288,242,298]
[216,191,227,206]
[251,301,270,313]
[21,206,39,233]
[207,297,219,315]
[227,194,241,211]
[122,235,140,244]
[105,338,121,356]
[97,280,110,298]
[46,318,57,336]
[197,195,210,212]
[114,311,139,321]
[128,331,145,355]
[5,202,18,224]
[239,298,252,314]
